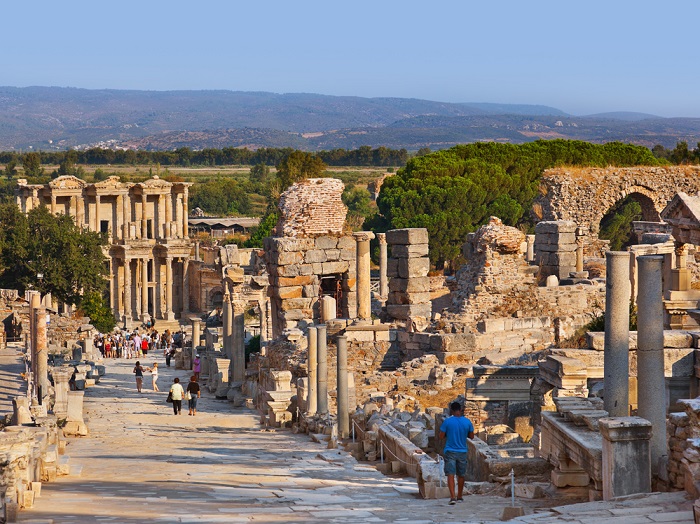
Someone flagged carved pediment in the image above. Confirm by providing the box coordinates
[49,175,86,190]
[661,192,700,228]
[138,175,173,189]
[93,176,127,190]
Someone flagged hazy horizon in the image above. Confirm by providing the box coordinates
[2,0,699,118]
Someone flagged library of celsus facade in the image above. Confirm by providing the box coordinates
[15,175,192,327]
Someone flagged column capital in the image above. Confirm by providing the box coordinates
[353,231,375,242]
[377,232,387,245]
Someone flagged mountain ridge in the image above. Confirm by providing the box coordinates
[0,86,698,151]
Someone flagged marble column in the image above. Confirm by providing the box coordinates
[526,235,535,263]
[164,256,174,320]
[113,260,120,319]
[29,293,40,390]
[34,307,48,398]
[141,194,148,239]
[353,231,375,321]
[122,193,131,240]
[232,302,246,382]
[94,194,101,232]
[337,335,349,438]
[222,291,233,359]
[183,188,189,238]
[191,318,202,350]
[124,258,132,324]
[50,195,56,214]
[604,251,631,417]
[316,324,328,413]
[307,326,318,415]
[175,195,183,238]
[636,255,667,475]
[165,193,172,239]
[182,258,190,315]
[141,258,149,321]
[575,227,587,273]
[377,233,388,299]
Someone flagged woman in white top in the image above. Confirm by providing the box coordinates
[151,362,160,391]
[169,377,185,415]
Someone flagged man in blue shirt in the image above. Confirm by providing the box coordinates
[439,401,475,504]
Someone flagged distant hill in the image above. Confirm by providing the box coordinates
[0,86,698,151]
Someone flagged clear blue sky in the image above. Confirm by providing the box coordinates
[2,0,698,117]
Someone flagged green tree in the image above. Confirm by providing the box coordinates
[275,151,326,190]
[249,162,271,185]
[243,211,278,248]
[3,159,18,179]
[22,153,43,178]
[599,196,642,250]
[342,186,375,231]
[78,291,116,333]
[0,204,108,304]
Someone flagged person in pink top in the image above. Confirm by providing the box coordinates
[192,354,201,382]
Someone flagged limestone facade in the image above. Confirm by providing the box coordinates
[15,175,192,326]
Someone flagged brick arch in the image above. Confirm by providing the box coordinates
[207,287,224,310]
[532,166,700,233]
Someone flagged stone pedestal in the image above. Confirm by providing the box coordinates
[63,391,88,436]
[604,251,631,417]
[214,358,230,398]
[51,368,72,418]
[12,396,33,425]
[321,296,337,323]
[307,327,318,415]
[600,416,652,500]
[526,234,535,263]
[336,335,349,438]
[266,370,293,427]
[353,231,375,321]
[317,324,329,414]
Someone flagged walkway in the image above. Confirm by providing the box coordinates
[0,341,27,416]
[12,355,695,523]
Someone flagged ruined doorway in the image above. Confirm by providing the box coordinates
[320,274,343,318]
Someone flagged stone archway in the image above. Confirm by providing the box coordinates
[532,165,700,234]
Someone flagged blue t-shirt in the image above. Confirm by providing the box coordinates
[440,415,474,453]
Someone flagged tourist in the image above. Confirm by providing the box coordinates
[104,337,112,358]
[151,362,160,392]
[133,332,142,358]
[186,375,201,415]
[169,377,185,415]
[133,361,147,393]
[141,335,150,356]
[439,401,475,505]
[192,354,201,382]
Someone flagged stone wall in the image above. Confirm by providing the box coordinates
[452,217,536,323]
[275,178,347,238]
[532,165,700,234]
[264,235,357,336]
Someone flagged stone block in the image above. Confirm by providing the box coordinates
[387,259,399,278]
[501,506,526,520]
[386,228,429,245]
[535,221,577,235]
[22,489,35,509]
[389,276,430,293]
[388,291,431,305]
[315,236,338,250]
[387,304,432,320]
[277,251,304,266]
[322,261,349,274]
[277,286,303,299]
[325,249,340,261]
[277,275,315,287]
[304,249,328,264]
[389,244,430,258]
[398,258,430,279]
[339,248,355,261]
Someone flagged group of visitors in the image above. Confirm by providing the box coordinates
[167,376,201,415]
[94,328,179,361]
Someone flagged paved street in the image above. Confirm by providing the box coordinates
[6,352,694,524]
[15,355,531,523]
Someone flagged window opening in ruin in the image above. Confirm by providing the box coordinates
[100,220,109,234]
[320,274,343,318]
[210,290,223,310]
[147,219,153,239]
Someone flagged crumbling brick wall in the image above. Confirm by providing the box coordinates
[275,178,347,238]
